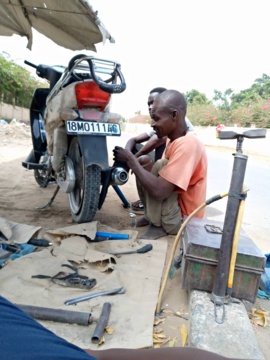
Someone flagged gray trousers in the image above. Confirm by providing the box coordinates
[136,159,182,235]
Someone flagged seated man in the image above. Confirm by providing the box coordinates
[0,295,246,360]
[114,90,207,239]
[125,87,195,212]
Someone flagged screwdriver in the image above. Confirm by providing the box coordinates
[109,243,153,256]
[27,239,53,247]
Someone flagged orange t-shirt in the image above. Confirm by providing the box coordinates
[159,132,207,218]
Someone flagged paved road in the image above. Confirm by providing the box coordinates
[205,146,270,254]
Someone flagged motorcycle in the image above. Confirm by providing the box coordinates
[22,54,129,223]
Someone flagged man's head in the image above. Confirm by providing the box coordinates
[147,87,167,114]
[150,90,187,140]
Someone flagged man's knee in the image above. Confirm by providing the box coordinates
[151,159,168,175]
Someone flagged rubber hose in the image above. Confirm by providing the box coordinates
[156,192,228,315]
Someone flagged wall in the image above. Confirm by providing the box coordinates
[0,103,29,122]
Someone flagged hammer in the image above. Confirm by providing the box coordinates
[109,243,153,256]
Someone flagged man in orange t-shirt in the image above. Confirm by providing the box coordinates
[113,90,207,239]
[160,133,207,218]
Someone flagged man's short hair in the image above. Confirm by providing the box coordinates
[149,87,167,94]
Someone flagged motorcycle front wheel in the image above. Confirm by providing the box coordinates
[68,137,101,223]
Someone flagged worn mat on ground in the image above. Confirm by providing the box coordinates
[0,220,168,350]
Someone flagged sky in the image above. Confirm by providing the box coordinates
[1,0,270,117]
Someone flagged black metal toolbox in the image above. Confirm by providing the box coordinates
[181,218,265,303]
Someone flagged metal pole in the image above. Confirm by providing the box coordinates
[91,302,111,344]
[211,153,248,302]
[15,304,93,326]
[113,185,130,208]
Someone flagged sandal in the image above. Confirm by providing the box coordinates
[131,200,144,212]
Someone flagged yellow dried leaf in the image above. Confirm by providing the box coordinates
[180,324,188,346]
[251,308,257,315]
[162,337,171,346]
[248,307,270,328]
[168,337,177,347]
[155,333,168,339]
[255,309,269,316]
[154,328,164,334]
[153,338,166,345]
[154,318,165,326]
[98,336,105,346]
[250,318,264,327]
[153,344,161,348]
[105,326,115,335]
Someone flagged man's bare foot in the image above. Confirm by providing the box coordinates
[141,224,167,239]
[130,216,149,228]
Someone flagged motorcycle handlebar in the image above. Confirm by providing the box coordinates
[24,60,37,69]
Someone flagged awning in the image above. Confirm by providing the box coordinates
[0,0,114,51]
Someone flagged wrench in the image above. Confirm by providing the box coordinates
[64,287,125,306]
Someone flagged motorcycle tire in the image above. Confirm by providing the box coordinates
[68,137,101,223]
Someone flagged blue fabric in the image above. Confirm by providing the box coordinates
[257,289,270,299]
[0,296,97,360]
[0,244,35,265]
[258,253,270,298]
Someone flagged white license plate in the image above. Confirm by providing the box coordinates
[66,121,121,136]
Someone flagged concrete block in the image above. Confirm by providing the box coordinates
[188,290,265,359]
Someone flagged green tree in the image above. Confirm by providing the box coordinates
[231,74,270,107]
[213,88,233,110]
[185,89,210,105]
[0,54,47,108]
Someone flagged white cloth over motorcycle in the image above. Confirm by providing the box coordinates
[44,81,79,163]
[0,0,114,50]
[0,220,169,350]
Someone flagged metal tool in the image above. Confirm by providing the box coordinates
[64,287,125,306]
[109,243,153,256]
[91,302,111,344]
[28,239,53,247]
[15,304,93,326]
[92,232,130,242]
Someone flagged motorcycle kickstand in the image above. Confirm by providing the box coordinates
[36,185,60,211]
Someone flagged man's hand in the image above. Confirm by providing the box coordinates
[113,146,133,165]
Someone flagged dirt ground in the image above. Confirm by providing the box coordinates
[0,121,269,357]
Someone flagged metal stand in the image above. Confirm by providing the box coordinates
[211,128,266,323]
[36,185,60,210]
[113,185,130,208]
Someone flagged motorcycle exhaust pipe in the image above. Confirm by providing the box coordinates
[111,167,129,185]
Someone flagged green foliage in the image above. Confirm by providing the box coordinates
[230,74,270,108]
[230,98,270,128]
[187,103,222,127]
[185,89,210,105]
[187,99,270,128]
[0,54,47,108]
[213,88,233,110]
[187,74,270,128]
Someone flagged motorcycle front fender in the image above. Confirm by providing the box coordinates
[76,135,109,169]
